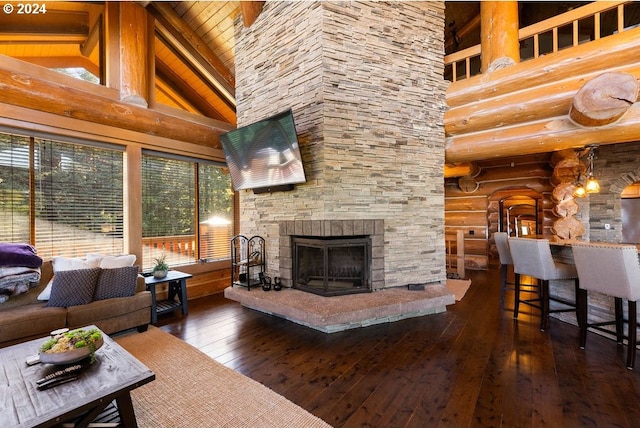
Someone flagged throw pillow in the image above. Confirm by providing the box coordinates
[99,254,136,269]
[52,256,99,271]
[94,266,139,300]
[37,279,54,301]
[46,268,101,308]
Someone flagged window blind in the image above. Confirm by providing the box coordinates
[34,138,124,259]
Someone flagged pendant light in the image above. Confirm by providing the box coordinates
[584,145,600,194]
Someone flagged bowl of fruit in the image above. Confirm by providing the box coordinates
[39,328,104,365]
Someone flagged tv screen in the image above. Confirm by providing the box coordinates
[220,109,306,192]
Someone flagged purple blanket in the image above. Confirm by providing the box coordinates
[0,243,43,268]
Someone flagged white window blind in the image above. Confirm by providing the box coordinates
[0,134,31,243]
[34,138,124,259]
[198,164,233,262]
[142,154,196,269]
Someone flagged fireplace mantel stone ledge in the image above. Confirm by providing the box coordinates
[224,283,454,333]
[278,219,384,290]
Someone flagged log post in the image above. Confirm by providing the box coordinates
[480,1,520,73]
[118,2,150,107]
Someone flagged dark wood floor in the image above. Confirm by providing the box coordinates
[157,268,640,428]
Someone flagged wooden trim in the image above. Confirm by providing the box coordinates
[124,145,143,263]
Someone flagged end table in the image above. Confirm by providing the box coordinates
[144,270,192,324]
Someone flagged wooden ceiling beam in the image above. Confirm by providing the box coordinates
[0,10,88,35]
[445,106,640,163]
[80,14,102,58]
[147,2,235,105]
[0,54,232,148]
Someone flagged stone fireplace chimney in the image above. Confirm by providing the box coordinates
[234,1,447,290]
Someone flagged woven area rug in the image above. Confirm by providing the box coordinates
[115,326,332,428]
[446,279,472,301]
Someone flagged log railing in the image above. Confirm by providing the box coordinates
[445,1,633,82]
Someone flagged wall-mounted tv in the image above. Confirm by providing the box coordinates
[220,109,306,193]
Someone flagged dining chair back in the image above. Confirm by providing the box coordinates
[494,232,513,303]
[571,242,640,369]
[508,237,579,331]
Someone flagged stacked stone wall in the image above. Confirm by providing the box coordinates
[234,1,447,288]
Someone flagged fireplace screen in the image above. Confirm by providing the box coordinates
[293,236,371,297]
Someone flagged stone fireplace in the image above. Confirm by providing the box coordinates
[233,2,447,294]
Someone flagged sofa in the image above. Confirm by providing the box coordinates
[0,257,151,348]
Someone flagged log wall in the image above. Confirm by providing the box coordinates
[445,153,554,270]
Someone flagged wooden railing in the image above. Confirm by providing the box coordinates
[444,1,634,82]
[143,235,197,266]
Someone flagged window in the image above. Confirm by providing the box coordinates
[142,153,233,270]
[198,164,234,261]
[0,133,124,259]
[1,131,233,267]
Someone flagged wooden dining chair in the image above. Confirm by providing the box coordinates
[508,237,580,331]
[571,242,640,370]
[494,232,513,303]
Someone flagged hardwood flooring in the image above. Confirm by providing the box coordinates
[157,268,640,428]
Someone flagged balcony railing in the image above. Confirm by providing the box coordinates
[444,1,637,83]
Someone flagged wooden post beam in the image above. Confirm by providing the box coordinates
[480,1,519,72]
[118,2,150,107]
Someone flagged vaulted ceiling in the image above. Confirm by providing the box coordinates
[0,1,621,146]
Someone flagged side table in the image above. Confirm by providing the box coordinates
[144,270,192,324]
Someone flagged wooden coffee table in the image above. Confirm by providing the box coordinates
[0,326,155,427]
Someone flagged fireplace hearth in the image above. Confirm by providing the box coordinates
[293,236,371,297]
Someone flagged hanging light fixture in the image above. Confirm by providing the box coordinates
[584,144,600,194]
[572,148,587,198]
[573,181,586,198]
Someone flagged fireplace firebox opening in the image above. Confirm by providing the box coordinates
[292,236,372,297]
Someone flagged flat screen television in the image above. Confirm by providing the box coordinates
[220,109,306,192]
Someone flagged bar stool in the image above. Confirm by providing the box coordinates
[508,237,580,331]
[494,232,514,303]
[571,242,640,370]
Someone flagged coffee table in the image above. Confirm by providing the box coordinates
[0,325,155,427]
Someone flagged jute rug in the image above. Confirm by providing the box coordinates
[446,279,472,301]
[115,326,332,428]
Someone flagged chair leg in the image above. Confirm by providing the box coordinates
[514,273,521,318]
[578,289,588,349]
[573,279,582,329]
[540,279,550,331]
[615,297,624,345]
[500,264,508,303]
[627,301,637,370]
